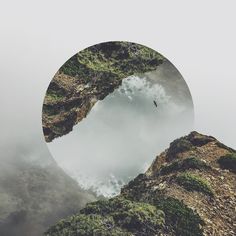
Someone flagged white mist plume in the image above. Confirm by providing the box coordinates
[48,67,194,197]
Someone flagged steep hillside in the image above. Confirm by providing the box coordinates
[0,156,96,236]
[45,132,236,236]
[42,42,164,142]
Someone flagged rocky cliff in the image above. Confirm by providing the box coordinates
[42,42,164,142]
[45,132,236,236]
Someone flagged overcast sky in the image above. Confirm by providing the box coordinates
[0,1,235,166]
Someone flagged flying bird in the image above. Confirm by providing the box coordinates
[153,100,158,108]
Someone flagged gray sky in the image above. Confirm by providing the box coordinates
[0,1,235,168]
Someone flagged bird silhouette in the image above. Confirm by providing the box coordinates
[153,100,157,108]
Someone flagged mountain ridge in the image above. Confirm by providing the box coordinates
[45,131,236,236]
[42,42,165,142]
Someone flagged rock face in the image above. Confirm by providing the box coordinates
[42,42,164,142]
[45,132,236,236]
[0,156,96,236]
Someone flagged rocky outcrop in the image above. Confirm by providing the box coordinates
[45,132,236,236]
[42,42,165,142]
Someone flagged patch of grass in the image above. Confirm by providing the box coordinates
[218,153,236,173]
[176,173,214,197]
[181,158,209,170]
[160,157,209,175]
[45,197,165,236]
[45,214,130,236]
[83,197,165,232]
[60,54,95,78]
[155,197,204,236]
[45,93,64,103]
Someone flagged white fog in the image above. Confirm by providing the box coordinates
[48,62,194,197]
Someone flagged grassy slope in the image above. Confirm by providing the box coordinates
[45,132,236,235]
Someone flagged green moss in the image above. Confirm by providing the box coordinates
[218,153,236,173]
[160,157,209,175]
[176,173,214,197]
[45,197,165,236]
[155,197,204,236]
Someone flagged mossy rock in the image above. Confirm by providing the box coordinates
[176,173,214,197]
[154,197,204,236]
[45,197,165,236]
[218,153,236,173]
[160,157,210,175]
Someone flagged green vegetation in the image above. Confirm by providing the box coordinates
[43,41,165,142]
[176,173,214,197]
[160,157,210,175]
[160,161,179,175]
[216,142,236,153]
[218,153,236,173]
[45,197,165,236]
[155,197,204,236]
[61,42,164,79]
[45,90,65,104]
[167,138,193,160]
[44,132,236,235]
[188,132,215,147]
[45,195,205,236]
[45,214,130,236]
